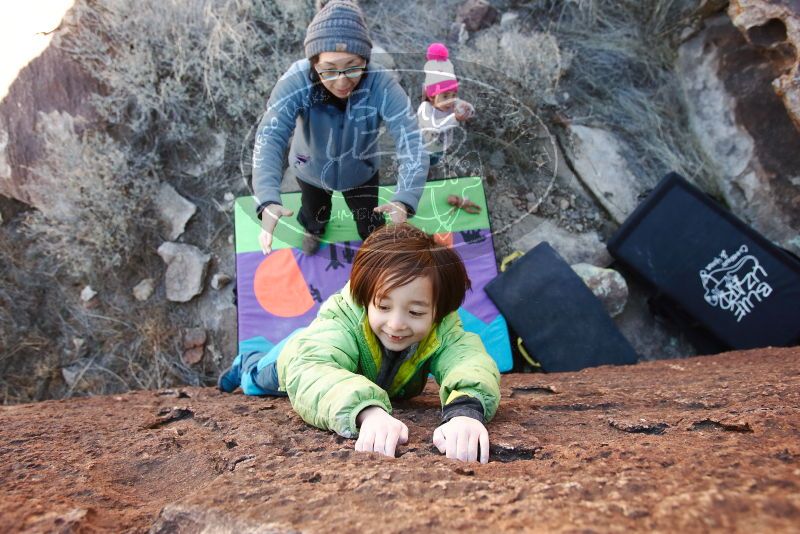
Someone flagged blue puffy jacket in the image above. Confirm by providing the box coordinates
[252,59,429,213]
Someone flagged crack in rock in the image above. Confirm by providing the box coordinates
[144,408,194,429]
[413,444,539,462]
[542,402,618,412]
[301,472,322,483]
[608,419,669,435]
[156,389,190,399]
[453,466,475,476]
[490,443,541,462]
[774,449,797,463]
[228,454,256,471]
[690,419,753,433]
[510,385,558,397]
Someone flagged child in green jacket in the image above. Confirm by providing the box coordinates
[219,223,501,463]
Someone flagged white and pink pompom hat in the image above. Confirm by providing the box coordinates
[423,42,458,98]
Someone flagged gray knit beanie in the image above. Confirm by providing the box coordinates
[304,0,372,60]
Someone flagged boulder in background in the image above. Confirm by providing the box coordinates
[677,12,800,254]
[157,242,210,303]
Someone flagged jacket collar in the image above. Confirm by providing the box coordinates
[341,281,446,391]
[359,308,442,389]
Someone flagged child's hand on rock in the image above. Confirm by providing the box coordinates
[355,406,409,458]
[432,416,489,464]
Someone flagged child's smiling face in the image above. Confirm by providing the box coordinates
[368,275,435,351]
[432,91,457,112]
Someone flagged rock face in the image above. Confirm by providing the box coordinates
[677,13,800,255]
[511,217,613,267]
[1,346,798,532]
[0,32,100,208]
[0,129,10,180]
[157,242,210,303]
[729,0,800,131]
[154,183,197,241]
[562,125,647,225]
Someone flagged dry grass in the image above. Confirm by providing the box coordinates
[541,0,718,191]
[365,0,715,192]
[23,116,158,277]
[2,0,719,402]
[1,0,312,403]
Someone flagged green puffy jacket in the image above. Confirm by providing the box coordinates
[276,282,501,438]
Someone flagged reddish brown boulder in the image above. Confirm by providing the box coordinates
[1,346,799,532]
[677,11,800,254]
[729,0,800,132]
[0,32,101,210]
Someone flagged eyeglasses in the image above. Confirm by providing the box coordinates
[315,64,367,81]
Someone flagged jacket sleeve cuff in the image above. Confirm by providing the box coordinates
[255,200,282,220]
[398,201,415,218]
[390,191,421,215]
[441,395,485,425]
[347,399,392,438]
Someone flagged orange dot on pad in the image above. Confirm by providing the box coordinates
[254,249,314,317]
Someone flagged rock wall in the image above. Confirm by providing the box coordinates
[1,346,798,532]
[0,33,100,211]
[729,0,800,131]
[677,8,800,255]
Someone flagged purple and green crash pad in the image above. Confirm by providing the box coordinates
[234,176,513,372]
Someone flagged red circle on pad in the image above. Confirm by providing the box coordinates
[253,249,314,317]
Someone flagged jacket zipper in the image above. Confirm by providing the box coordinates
[336,99,348,188]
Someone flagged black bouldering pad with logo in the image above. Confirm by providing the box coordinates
[608,172,800,350]
[485,242,638,372]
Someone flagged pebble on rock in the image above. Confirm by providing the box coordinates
[183,328,207,350]
[157,242,210,303]
[132,279,155,302]
[210,273,232,290]
[80,286,97,302]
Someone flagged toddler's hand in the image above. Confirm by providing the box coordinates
[454,100,475,122]
[355,406,409,458]
[432,416,489,464]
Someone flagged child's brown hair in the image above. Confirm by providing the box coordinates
[350,223,471,323]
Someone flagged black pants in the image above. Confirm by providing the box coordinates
[296,171,385,241]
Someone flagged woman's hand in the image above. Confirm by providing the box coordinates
[373,201,408,224]
[259,204,294,255]
[355,406,409,458]
[432,416,490,464]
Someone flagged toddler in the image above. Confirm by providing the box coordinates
[417,43,475,167]
[219,223,500,463]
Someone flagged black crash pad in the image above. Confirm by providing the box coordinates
[485,242,638,372]
[608,172,800,350]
